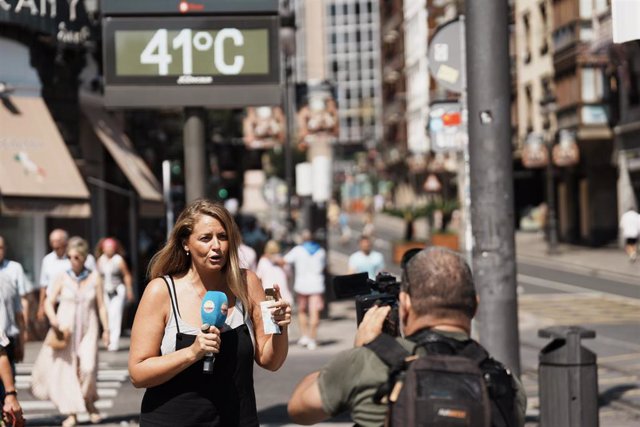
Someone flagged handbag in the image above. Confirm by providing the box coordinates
[44,328,70,351]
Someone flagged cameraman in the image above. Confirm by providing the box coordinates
[288,247,526,426]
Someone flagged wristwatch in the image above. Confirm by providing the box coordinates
[4,390,17,396]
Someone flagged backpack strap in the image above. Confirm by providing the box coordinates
[365,334,412,404]
[459,339,491,364]
[365,333,411,368]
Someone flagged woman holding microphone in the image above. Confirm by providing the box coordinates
[128,199,292,426]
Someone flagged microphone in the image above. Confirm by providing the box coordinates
[200,291,228,374]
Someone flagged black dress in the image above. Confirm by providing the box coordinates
[140,277,259,426]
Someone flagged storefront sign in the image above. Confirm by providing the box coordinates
[0,0,91,45]
[102,15,280,107]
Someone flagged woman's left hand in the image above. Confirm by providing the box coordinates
[102,330,110,347]
[269,284,292,329]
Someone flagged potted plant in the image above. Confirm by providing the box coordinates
[383,205,429,264]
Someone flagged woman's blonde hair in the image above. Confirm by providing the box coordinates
[67,236,89,259]
[148,199,248,312]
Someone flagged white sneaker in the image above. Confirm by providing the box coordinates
[297,336,310,347]
[306,339,317,350]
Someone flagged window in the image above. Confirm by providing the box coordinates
[523,12,532,64]
[582,67,604,102]
[579,0,592,19]
[539,1,549,55]
[525,84,533,131]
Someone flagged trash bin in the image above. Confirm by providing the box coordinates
[538,326,598,427]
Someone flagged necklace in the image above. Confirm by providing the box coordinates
[187,272,206,299]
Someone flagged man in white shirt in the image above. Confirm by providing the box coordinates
[37,230,96,321]
[620,208,640,262]
[348,235,385,279]
[282,230,326,350]
[0,236,27,370]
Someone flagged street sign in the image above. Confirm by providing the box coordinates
[427,17,464,94]
[428,101,465,152]
[102,16,280,107]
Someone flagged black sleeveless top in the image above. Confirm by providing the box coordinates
[140,277,259,426]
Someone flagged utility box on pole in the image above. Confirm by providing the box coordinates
[538,326,599,427]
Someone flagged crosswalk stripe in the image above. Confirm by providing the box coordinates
[16,363,125,419]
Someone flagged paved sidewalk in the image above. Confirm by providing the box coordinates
[516,231,640,284]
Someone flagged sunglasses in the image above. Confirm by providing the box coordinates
[400,248,423,294]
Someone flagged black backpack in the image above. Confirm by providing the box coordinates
[365,331,518,427]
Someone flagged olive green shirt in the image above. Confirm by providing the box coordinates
[317,331,527,427]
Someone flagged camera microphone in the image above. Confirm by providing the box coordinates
[200,291,228,374]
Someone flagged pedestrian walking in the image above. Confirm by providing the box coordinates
[0,236,27,378]
[338,211,351,244]
[238,242,258,271]
[37,229,96,326]
[619,207,640,262]
[0,236,33,344]
[95,237,134,352]
[282,230,326,350]
[0,332,24,427]
[347,235,385,279]
[256,240,293,303]
[129,199,291,426]
[30,237,110,427]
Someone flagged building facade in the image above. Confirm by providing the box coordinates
[379,0,406,170]
[324,0,384,147]
[0,2,163,290]
[551,0,615,245]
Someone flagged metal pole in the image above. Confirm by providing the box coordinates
[128,193,139,296]
[162,160,175,241]
[284,54,294,227]
[459,14,473,265]
[183,107,207,203]
[465,0,521,376]
[546,139,559,254]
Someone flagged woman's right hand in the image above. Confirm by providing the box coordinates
[190,325,221,360]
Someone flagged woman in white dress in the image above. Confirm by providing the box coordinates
[95,238,134,352]
[30,237,109,427]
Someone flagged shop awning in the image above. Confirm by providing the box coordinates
[0,94,90,217]
[81,94,164,217]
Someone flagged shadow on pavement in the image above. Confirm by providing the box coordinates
[599,384,638,407]
[26,413,140,426]
[258,404,352,425]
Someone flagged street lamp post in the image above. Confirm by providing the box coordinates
[540,94,559,254]
[280,2,296,234]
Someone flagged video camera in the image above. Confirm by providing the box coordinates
[333,271,401,336]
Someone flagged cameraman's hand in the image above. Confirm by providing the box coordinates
[354,305,391,347]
